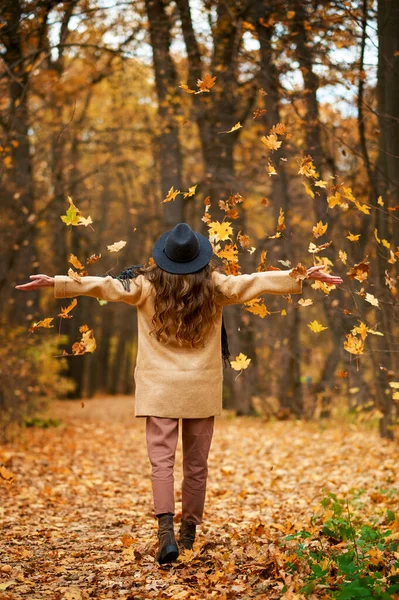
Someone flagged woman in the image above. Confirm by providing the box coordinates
[15,222,343,564]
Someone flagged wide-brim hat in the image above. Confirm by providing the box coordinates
[152,222,213,274]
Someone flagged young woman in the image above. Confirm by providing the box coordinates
[15,222,343,565]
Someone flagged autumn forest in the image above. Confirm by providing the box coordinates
[1,0,399,596]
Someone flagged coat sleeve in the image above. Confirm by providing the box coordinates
[212,269,303,306]
[53,274,146,306]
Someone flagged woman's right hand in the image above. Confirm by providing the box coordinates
[15,274,55,291]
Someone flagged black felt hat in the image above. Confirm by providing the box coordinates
[152,222,213,274]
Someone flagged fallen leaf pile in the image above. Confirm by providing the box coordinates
[1,397,399,598]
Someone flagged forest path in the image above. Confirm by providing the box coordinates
[1,397,398,599]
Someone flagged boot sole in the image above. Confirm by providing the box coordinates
[157,543,179,565]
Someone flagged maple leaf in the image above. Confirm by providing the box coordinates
[183,184,197,198]
[220,122,242,134]
[314,179,328,188]
[347,232,361,242]
[218,243,238,263]
[253,108,266,119]
[312,221,328,238]
[337,370,348,378]
[28,317,54,333]
[267,162,277,176]
[290,263,308,281]
[327,191,342,208]
[60,196,92,228]
[347,258,370,282]
[68,268,81,282]
[261,133,282,151]
[86,253,101,264]
[344,333,364,355]
[230,353,251,371]
[107,240,127,253]
[308,241,332,253]
[365,293,380,308]
[308,320,328,333]
[77,215,93,227]
[244,298,270,318]
[196,74,216,93]
[207,221,233,242]
[237,230,250,249]
[277,207,286,231]
[71,327,96,355]
[298,155,318,178]
[163,186,181,203]
[257,250,267,272]
[298,298,313,307]
[270,122,287,136]
[338,250,347,264]
[68,254,84,270]
[58,298,78,319]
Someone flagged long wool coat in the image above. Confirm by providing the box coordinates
[54,269,303,419]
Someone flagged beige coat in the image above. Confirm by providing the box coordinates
[54,269,303,419]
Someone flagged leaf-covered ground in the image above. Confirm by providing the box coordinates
[1,397,399,599]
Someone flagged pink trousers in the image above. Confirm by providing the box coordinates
[145,416,215,525]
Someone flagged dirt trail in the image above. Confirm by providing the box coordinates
[1,397,398,599]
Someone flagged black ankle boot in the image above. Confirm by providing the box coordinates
[179,519,196,550]
[156,513,179,565]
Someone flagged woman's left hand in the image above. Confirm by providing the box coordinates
[306,265,343,286]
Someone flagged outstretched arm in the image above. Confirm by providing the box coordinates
[213,265,343,306]
[15,273,146,306]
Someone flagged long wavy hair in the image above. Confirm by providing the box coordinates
[134,259,220,348]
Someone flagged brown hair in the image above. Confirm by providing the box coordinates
[136,259,219,348]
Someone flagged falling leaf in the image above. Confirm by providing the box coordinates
[179,83,196,94]
[218,243,239,263]
[347,258,370,282]
[261,133,282,151]
[308,241,332,253]
[107,240,127,253]
[244,298,270,318]
[338,250,347,264]
[253,108,266,119]
[28,317,54,333]
[365,293,380,308]
[344,333,364,355]
[68,254,84,270]
[312,221,328,238]
[327,191,342,208]
[71,327,96,355]
[87,253,101,264]
[314,179,328,188]
[208,221,233,242]
[220,122,242,134]
[58,298,78,319]
[78,215,93,227]
[163,186,181,203]
[308,320,328,333]
[298,298,313,307]
[267,162,277,176]
[183,184,197,198]
[298,155,318,178]
[277,207,286,231]
[290,263,308,281]
[337,370,348,378]
[68,268,81,282]
[237,230,250,249]
[230,353,251,371]
[196,74,216,93]
[346,232,361,242]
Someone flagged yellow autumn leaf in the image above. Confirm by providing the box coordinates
[381,239,390,249]
[338,250,347,264]
[374,229,381,243]
[389,382,399,389]
[77,215,93,227]
[28,317,55,333]
[261,133,282,151]
[312,221,328,238]
[208,221,233,242]
[183,184,197,198]
[287,10,296,18]
[107,240,127,253]
[68,268,81,282]
[298,298,313,307]
[314,179,328,188]
[163,186,181,203]
[220,122,242,134]
[308,320,328,333]
[344,333,364,355]
[298,155,318,178]
[68,254,84,270]
[365,293,380,308]
[58,298,78,319]
[327,191,342,208]
[281,309,287,316]
[347,232,361,242]
[303,181,315,198]
[179,83,196,94]
[244,299,270,318]
[267,162,277,176]
[230,353,251,371]
[218,243,238,262]
[377,195,384,206]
